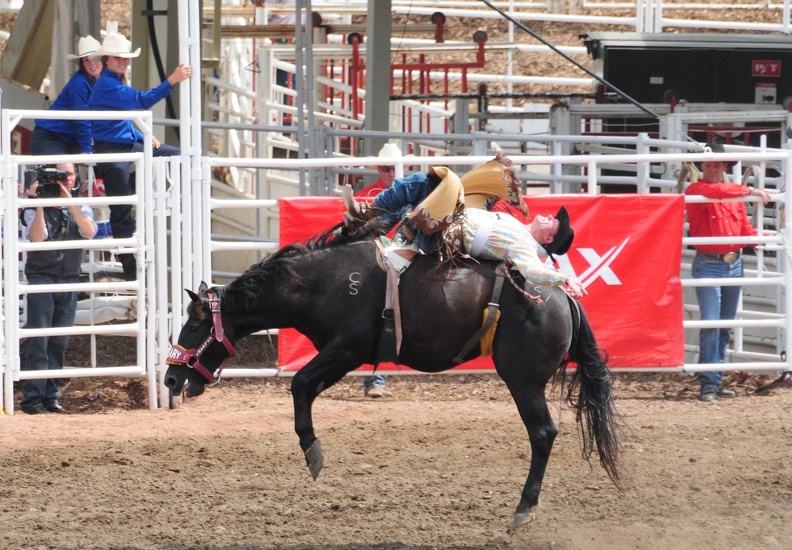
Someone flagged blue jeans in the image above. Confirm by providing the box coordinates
[372,172,442,253]
[364,375,386,392]
[21,275,79,408]
[29,127,80,155]
[692,255,743,390]
[93,140,180,280]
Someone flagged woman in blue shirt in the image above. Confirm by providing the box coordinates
[88,33,192,280]
[29,36,102,155]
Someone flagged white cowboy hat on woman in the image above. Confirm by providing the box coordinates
[89,33,141,60]
[66,35,101,61]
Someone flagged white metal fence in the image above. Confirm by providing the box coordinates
[0,109,161,415]
[2,130,792,412]
[184,145,792,376]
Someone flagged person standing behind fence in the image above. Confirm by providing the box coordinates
[88,33,192,281]
[354,143,404,398]
[20,162,97,414]
[29,36,102,155]
[685,143,772,402]
[356,142,402,199]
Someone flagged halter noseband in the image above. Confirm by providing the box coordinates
[166,290,236,384]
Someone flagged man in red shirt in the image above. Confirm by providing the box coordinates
[355,143,402,200]
[685,143,772,401]
[357,143,403,397]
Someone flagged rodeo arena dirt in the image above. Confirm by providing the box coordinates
[3,2,792,550]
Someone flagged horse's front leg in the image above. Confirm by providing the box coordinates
[290,349,359,480]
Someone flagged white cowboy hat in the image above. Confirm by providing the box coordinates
[88,33,141,60]
[377,143,403,160]
[370,142,414,169]
[66,35,101,61]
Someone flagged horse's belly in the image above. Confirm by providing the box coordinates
[397,301,489,371]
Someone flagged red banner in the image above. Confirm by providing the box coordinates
[278,194,685,370]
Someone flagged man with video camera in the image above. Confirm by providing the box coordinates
[20,162,97,414]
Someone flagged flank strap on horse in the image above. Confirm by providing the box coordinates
[453,262,509,364]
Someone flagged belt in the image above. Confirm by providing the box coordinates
[695,250,741,264]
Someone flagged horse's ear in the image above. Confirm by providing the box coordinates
[185,289,207,317]
[198,281,209,293]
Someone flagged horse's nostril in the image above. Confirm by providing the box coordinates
[164,375,177,389]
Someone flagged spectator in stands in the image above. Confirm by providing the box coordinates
[20,163,97,414]
[29,35,102,155]
[88,33,192,281]
[686,142,772,401]
[355,143,404,398]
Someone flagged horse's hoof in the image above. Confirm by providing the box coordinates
[508,510,536,534]
[305,439,324,480]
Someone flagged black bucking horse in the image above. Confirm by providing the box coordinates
[164,223,623,532]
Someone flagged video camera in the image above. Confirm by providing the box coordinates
[24,165,70,198]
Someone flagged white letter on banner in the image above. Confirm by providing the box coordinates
[579,238,630,286]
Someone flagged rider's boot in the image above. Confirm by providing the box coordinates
[393,220,415,245]
[343,185,383,228]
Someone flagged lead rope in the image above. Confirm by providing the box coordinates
[502,267,544,304]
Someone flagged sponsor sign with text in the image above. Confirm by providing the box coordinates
[278,193,685,371]
[752,60,781,78]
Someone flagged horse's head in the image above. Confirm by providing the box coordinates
[164,282,236,398]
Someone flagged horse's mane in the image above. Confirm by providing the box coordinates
[304,218,391,249]
[222,219,391,309]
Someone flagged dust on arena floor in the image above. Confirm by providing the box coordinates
[2,344,791,549]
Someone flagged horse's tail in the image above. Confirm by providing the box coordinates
[564,297,623,488]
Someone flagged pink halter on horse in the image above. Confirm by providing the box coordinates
[166,289,236,384]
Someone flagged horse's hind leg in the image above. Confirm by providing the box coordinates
[507,383,558,533]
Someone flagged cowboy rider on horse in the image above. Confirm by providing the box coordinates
[342,153,586,299]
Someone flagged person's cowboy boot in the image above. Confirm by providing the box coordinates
[393,219,416,245]
[342,185,383,228]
